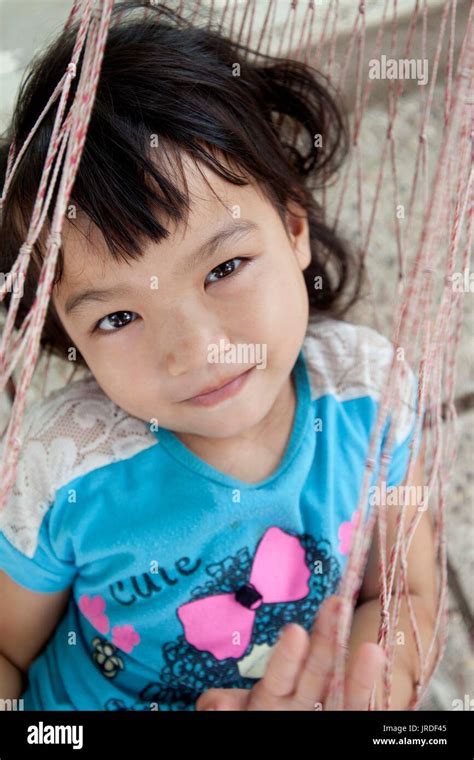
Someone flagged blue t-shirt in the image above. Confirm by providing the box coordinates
[0,317,419,711]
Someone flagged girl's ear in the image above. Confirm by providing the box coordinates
[285,199,312,271]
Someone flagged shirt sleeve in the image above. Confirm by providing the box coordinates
[381,359,422,488]
[0,509,75,593]
[0,402,76,593]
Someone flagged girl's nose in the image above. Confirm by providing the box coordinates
[160,309,227,378]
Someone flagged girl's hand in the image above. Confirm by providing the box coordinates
[195,595,384,711]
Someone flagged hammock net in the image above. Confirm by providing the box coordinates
[0,0,472,710]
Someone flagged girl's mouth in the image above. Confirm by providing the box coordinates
[182,366,255,407]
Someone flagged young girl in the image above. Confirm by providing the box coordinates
[0,3,438,711]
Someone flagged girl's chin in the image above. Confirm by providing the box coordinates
[179,400,271,439]
[181,417,260,440]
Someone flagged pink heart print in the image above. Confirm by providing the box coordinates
[338,509,361,555]
[78,595,141,653]
[112,625,141,653]
[78,594,110,634]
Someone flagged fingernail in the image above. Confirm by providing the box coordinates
[205,707,217,711]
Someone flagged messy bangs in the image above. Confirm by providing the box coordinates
[54,136,258,287]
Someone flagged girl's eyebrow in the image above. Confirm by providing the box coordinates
[64,284,135,316]
[184,219,259,273]
[64,219,260,316]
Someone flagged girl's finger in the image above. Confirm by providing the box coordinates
[195,687,251,711]
[293,595,343,709]
[343,642,385,710]
[247,622,310,710]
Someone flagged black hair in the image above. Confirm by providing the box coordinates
[0,1,363,368]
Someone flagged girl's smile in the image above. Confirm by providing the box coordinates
[181,365,256,407]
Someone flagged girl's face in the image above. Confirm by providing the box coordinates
[53,159,311,439]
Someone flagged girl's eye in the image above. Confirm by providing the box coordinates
[205,257,248,285]
[94,310,139,333]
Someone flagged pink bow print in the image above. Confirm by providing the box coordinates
[177,526,310,661]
